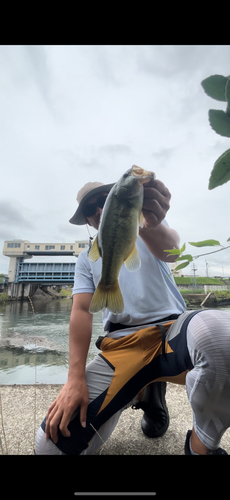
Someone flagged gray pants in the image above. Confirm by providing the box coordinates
[35,354,139,455]
[35,309,230,454]
[186,309,230,450]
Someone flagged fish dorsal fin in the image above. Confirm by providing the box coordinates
[88,236,101,262]
[124,244,141,272]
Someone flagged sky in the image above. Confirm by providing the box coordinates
[1,44,230,278]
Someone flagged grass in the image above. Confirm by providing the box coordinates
[60,288,72,297]
[0,292,9,302]
[214,291,230,301]
[175,277,225,285]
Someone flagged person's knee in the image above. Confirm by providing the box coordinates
[35,426,64,455]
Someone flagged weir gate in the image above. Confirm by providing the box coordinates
[15,261,76,284]
[2,239,89,298]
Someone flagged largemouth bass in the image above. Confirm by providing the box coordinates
[88,165,155,314]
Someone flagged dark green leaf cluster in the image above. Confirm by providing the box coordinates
[201,74,230,189]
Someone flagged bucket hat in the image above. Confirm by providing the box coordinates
[69,181,115,225]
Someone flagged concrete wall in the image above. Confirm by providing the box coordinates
[7,282,38,299]
[3,240,89,258]
[204,285,230,293]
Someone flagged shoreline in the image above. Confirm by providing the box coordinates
[1,292,230,308]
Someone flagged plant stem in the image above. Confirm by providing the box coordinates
[192,245,230,260]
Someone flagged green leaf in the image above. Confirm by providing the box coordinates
[209,148,230,190]
[227,237,230,242]
[175,254,193,262]
[188,239,220,247]
[225,79,230,108]
[174,261,190,271]
[164,248,181,255]
[209,109,230,137]
[164,243,186,255]
[180,242,186,253]
[201,75,229,102]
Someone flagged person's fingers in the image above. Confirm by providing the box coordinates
[80,401,88,428]
[144,178,171,197]
[46,410,63,443]
[45,402,57,438]
[46,400,57,419]
[59,408,73,438]
[143,187,170,212]
[142,203,166,227]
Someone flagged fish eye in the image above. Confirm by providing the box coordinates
[123,171,129,178]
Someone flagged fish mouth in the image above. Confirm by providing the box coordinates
[131,165,155,184]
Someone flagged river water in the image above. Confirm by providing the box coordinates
[0,299,230,385]
[0,298,103,385]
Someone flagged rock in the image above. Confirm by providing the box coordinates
[0,332,66,353]
[32,288,52,300]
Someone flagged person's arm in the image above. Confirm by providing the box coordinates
[139,177,180,262]
[68,292,93,380]
[45,292,93,443]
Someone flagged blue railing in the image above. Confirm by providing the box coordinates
[15,261,76,283]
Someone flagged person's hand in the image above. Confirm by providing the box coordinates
[45,377,89,443]
[142,177,171,228]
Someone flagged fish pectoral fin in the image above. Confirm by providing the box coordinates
[139,211,144,229]
[88,236,101,262]
[89,281,124,314]
[124,244,141,272]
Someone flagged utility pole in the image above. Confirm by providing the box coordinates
[206,261,209,277]
[192,262,197,289]
[222,262,225,277]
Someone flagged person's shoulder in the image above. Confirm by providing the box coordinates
[76,246,91,267]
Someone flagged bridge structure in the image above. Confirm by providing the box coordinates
[3,239,89,298]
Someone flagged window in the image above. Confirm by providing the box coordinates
[27,245,30,250]
[7,243,21,248]
[79,243,86,248]
[70,245,73,250]
[45,245,55,250]
[60,245,65,250]
[35,245,40,250]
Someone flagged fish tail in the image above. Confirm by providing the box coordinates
[89,280,124,314]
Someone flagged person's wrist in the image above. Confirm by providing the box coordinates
[68,367,85,382]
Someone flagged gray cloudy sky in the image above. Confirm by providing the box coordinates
[1,45,230,277]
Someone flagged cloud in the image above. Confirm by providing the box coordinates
[1,45,230,278]
[23,45,56,116]
[99,144,132,156]
[136,45,230,79]
[152,147,175,167]
[0,200,35,231]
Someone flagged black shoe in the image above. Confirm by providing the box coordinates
[184,430,228,455]
[132,382,169,438]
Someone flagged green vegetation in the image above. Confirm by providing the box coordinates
[60,288,72,297]
[0,292,9,302]
[201,73,230,189]
[174,277,225,286]
[214,290,230,301]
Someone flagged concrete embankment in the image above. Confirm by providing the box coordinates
[181,292,230,308]
[1,383,230,456]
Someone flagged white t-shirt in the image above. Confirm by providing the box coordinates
[72,225,186,335]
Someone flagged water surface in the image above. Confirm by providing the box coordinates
[0,299,103,384]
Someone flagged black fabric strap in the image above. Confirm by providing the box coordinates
[108,314,180,333]
[155,323,167,362]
